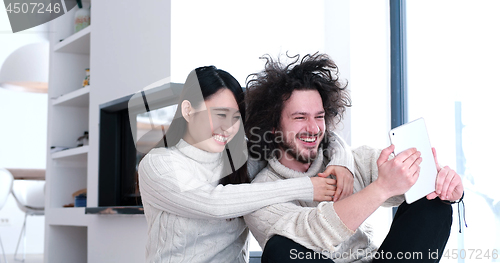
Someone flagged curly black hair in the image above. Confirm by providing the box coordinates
[245,53,351,160]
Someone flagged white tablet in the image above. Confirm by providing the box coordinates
[389,118,437,204]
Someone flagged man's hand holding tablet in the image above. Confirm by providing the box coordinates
[389,118,464,203]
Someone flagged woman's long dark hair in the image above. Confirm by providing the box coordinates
[163,66,249,185]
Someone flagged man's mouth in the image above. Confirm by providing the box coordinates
[296,131,324,145]
[298,137,317,143]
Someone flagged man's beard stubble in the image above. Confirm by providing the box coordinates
[278,138,319,164]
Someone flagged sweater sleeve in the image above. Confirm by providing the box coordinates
[138,151,314,220]
[244,191,354,251]
[244,146,407,252]
[352,146,405,207]
[324,132,355,176]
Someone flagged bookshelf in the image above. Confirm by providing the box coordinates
[45,2,91,262]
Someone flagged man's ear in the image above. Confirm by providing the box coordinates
[181,100,192,122]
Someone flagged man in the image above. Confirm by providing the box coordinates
[244,53,463,262]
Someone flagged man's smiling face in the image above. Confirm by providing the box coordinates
[276,89,325,165]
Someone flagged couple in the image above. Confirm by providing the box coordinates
[138,53,464,262]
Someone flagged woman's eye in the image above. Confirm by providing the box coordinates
[217,114,227,118]
[316,115,325,119]
[233,116,241,120]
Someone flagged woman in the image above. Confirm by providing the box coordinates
[138,66,343,262]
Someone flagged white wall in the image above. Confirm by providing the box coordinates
[0,3,49,255]
[350,0,392,150]
[348,0,393,247]
[324,0,351,143]
[171,0,326,84]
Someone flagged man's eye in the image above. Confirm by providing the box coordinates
[295,117,305,120]
[316,115,325,119]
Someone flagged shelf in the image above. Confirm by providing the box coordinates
[85,206,144,215]
[46,207,88,226]
[52,145,89,161]
[53,25,91,54]
[52,86,90,107]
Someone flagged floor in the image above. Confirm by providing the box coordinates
[2,254,43,263]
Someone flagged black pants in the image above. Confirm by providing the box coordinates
[261,197,452,262]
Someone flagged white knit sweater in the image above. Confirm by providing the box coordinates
[244,145,405,263]
[138,137,352,263]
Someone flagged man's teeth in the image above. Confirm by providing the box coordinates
[299,137,316,143]
[213,135,228,143]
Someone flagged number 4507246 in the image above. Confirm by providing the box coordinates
[6,2,61,14]
[442,249,498,260]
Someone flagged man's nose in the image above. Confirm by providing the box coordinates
[305,118,320,134]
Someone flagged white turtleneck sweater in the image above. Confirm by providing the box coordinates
[139,135,353,263]
[138,137,352,263]
[244,145,405,263]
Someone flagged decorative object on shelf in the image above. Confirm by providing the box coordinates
[62,189,87,207]
[50,146,70,153]
[0,42,49,93]
[77,131,89,147]
[82,68,90,87]
[74,0,90,33]
[73,188,87,207]
[75,194,86,207]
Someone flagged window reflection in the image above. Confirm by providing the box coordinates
[135,105,178,170]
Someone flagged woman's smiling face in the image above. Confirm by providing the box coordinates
[183,88,241,153]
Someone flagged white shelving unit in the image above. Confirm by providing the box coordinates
[44,1,171,261]
[52,86,90,107]
[46,2,91,262]
[53,25,91,54]
[45,207,88,226]
[51,145,89,162]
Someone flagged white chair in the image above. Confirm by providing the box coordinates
[0,168,14,263]
[11,180,45,262]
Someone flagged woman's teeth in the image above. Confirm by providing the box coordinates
[213,135,228,143]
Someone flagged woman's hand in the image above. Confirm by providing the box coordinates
[318,165,353,202]
[310,177,337,202]
[426,148,464,201]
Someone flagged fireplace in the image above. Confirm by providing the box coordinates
[86,83,183,214]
